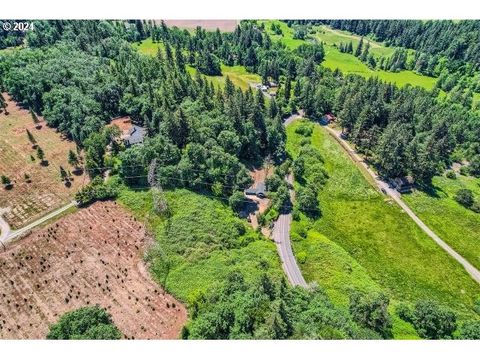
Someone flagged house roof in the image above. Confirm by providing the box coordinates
[125,125,146,145]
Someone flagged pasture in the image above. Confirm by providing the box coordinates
[403,174,480,270]
[286,120,480,327]
[0,201,186,339]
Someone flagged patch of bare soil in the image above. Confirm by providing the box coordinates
[0,201,187,339]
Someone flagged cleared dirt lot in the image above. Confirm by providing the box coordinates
[0,201,187,339]
[0,94,84,229]
[162,20,239,32]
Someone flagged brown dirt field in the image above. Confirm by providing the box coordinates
[0,201,187,339]
[0,94,85,229]
[162,20,239,32]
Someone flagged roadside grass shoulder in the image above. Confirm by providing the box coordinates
[402,174,480,270]
[118,188,282,303]
[286,119,480,321]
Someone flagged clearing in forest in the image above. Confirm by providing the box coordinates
[0,201,187,339]
[0,94,85,229]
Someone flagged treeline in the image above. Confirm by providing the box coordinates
[295,67,480,183]
[322,20,480,67]
[288,20,480,95]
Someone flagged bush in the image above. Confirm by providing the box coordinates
[47,306,122,340]
[297,251,307,264]
[296,185,320,217]
[459,321,480,339]
[445,170,456,179]
[75,177,119,206]
[454,188,474,208]
[229,191,246,213]
[395,302,413,323]
[471,201,480,213]
[349,291,392,338]
[411,300,457,339]
[295,122,313,137]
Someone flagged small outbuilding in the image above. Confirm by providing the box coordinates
[391,176,414,194]
[245,182,266,198]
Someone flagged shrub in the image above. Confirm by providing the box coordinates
[349,291,392,338]
[229,191,246,213]
[297,251,307,264]
[47,306,122,340]
[445,170,456,179]
[454,188,474,208]
[459,321,480,339]
[411,299,457,339]
[395,302,413,323]
[295,122,314,137]
[75,177,119,206]
[296,185,320,218]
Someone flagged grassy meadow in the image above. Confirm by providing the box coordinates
[118,188,283,304]
[285,120,480,332]
[403,175,480,270]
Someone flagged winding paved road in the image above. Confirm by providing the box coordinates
[270,114,308,288]
[323,125,480,285]
[272,173,307,288]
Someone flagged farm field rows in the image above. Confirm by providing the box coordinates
[402,175,480,270]
[285,119,480,336]
[0,201,186,339]
[0,94,84,229]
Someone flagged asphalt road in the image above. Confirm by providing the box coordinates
[270,115,308,288]
[323,125,480,285]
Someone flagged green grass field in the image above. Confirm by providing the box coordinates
[260,20,306,50]
[312,25,395,57]
[322,45,437,90]
[188,64,261,91]
[132,38,165,56]
[118,188,282,304]
[286,120,480,329]
[403,174,480,271]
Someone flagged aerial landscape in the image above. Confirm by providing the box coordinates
[0,19,480,340]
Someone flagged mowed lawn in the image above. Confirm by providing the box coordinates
[118,188,283,304]
[403,175,480,270]
[286,120,480,320]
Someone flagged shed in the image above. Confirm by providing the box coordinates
[391,176,414,194]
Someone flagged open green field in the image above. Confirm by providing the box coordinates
[403,174,480,270]
[322,45,437,90]
[118,188,282,303]
[132,38,165,56]
[260,20,306,50]
[312,25,395,57]
[187,64,261,91]
[286,120,480,327]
